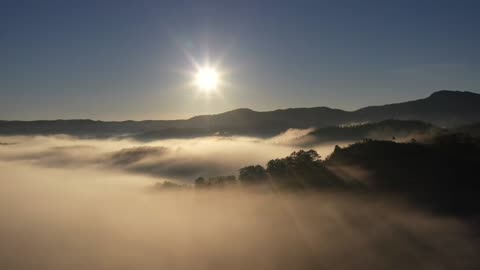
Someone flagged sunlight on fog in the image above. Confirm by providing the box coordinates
[0,160,478,270]
[0,135,479,270]
[0,133,341,182]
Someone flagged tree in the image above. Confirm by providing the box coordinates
[266,149,341,189]
[207,175,237,187]
[195,175,237,188]
[195,177,206,188]
[239,165,268,184]
[153,181,183,190]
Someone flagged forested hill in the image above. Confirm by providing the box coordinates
[1,90,479,138]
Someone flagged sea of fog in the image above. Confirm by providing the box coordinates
[0,129,338,183]
[0,133,479,270]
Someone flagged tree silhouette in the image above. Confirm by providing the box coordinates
[266,150,342,189]
[195,177,206,188]
[325,136,480,215]
[194,175,237,188]
[239,165,268,184]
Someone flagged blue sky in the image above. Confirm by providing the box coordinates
[1,0,479,120]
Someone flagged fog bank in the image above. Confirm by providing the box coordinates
[1,161,479,270]
[0,134,341,182]
[1,135,479,269]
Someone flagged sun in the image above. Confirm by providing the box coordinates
[194,67,219,91]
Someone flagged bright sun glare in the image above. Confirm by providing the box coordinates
[195,67,219,91]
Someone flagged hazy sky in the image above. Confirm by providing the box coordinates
[1,0,479,120]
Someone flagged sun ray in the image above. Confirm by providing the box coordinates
[195,66,220,91]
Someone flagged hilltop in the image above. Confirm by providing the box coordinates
[1,90,479,138]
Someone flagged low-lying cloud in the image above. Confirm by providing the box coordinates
[0,162,479,270]
[0,135,479,269]
[0,133,339,181]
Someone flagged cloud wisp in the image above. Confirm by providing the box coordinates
[0,134,340,181]
[0,135,479,269]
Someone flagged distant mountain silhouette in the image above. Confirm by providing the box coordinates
[305,119,439,144]
[1,90,479,138]
[352,90,480,126]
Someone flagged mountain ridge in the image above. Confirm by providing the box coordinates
[1,90,479,138]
